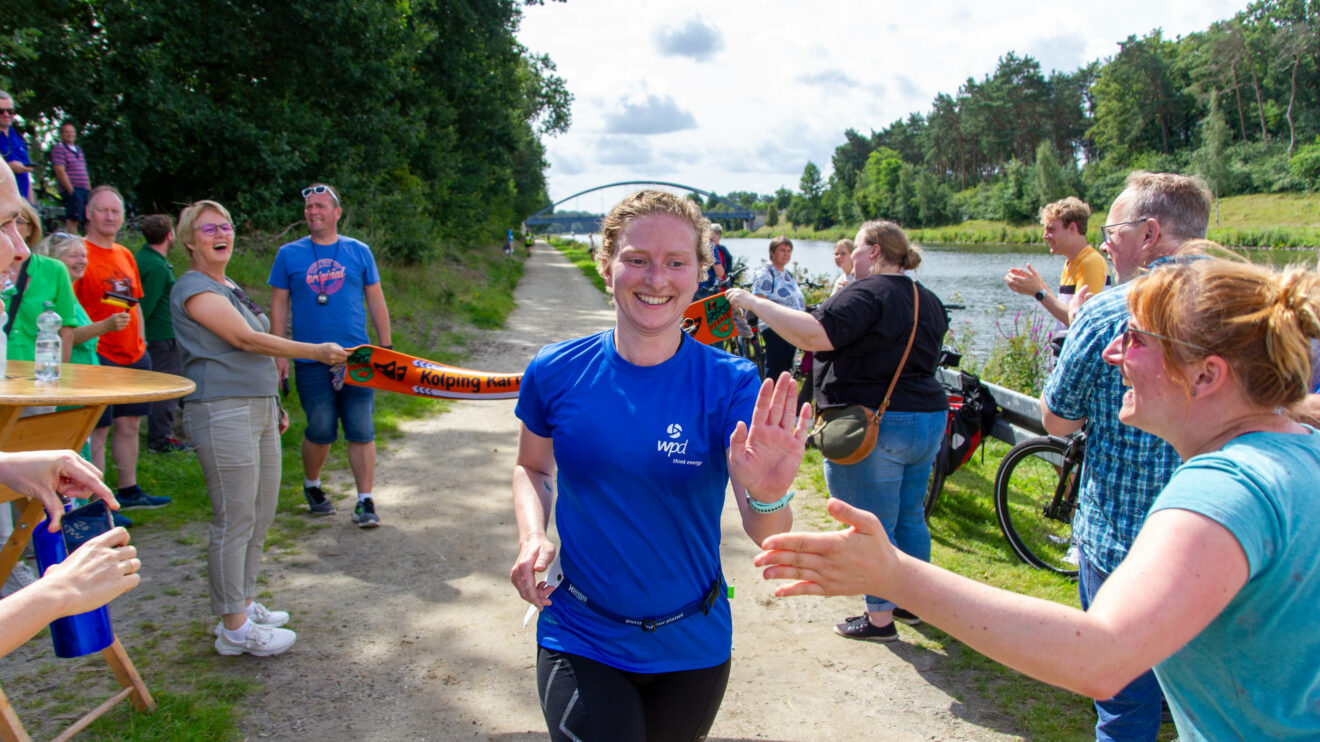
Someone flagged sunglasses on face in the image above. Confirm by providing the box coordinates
[301,185,340,205]
[194,223,234,237]
[1121,326,1208,356]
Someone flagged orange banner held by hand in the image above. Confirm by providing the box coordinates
[335,345,521,400]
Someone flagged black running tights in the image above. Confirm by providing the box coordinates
[536,646,730,742]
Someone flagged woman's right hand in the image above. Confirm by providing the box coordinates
[314,342,350,365]
[41,527,141,615]
[510,534,557,608]
[97,312,131,336]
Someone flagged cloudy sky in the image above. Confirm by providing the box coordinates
[517,0,1249,207]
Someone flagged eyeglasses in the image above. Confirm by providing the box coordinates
[1099,218,1149,244]
[193,223,234,237]
[0,109,14,116]
[1121,326,1208,356]
[301,185,340,205]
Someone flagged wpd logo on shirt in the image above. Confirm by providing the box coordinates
[666,423,682,438]
[657,422,688,457]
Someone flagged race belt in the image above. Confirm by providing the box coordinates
[559,575,725,632]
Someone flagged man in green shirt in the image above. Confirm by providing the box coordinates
[135,214,191,453]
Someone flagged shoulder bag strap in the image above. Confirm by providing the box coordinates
[3,258,34,336]
[877,278,920,416]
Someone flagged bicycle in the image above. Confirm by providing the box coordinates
[922,343,991,519]
[992,432,1085,577]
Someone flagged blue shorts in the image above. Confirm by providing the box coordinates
[96,352,153,427]
[293,361,375,445]
[63,187,89,222]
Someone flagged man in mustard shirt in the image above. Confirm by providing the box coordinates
[1004,196,1110,329]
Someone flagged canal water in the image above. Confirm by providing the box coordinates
[723,237,1076,357]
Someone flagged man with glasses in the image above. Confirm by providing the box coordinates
[0,91,33,203]
[75,186,172,511]
[1004,196,1110,329]
[268,184,392,527]
[1037,171,1211,742]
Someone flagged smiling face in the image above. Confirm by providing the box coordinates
[1100,192,1151,283]
[604,213,701,343]
[60,123,77,146]
[58,241,89,280]
[1102,323,1188,439]
[186,208,235,274]
[304,192,341,241]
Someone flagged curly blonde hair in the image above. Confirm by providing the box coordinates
[595,190,712,279]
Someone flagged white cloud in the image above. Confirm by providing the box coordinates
[519,0,1249,204]
[654,17,724,62]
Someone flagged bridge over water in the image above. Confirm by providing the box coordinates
[524,180,765,231]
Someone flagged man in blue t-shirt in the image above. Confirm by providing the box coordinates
[268,184,393,527]
[0,91,33,203]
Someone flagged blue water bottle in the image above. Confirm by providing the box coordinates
[31,506,115,658]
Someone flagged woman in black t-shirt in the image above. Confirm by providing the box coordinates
[726,220,947,643]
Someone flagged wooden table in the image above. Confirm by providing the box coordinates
[0,360,194,742]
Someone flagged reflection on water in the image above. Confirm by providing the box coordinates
[723,238,1080,357]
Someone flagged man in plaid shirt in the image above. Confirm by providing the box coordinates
[1039,171,1212,742]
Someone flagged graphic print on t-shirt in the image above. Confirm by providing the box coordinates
[657,420,704,467]
[100,273,135,298]
[304,258,347,297]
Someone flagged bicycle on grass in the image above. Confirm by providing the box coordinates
[992,432,1085,577]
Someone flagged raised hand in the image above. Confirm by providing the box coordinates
[754,497,898,598]
[728,372,811,501]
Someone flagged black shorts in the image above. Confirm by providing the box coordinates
[95,353,153,427]
[536,646,729,742]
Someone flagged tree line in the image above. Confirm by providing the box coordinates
[0,0,571,263]
[713,0,1320,231]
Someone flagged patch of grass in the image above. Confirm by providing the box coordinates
[789,439,1180,741]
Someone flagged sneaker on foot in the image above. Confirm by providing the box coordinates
[149,438,194,453]
[892,608,923,626]
[352,497,380,528]
[214,623,296,657]
[2,561,38,598]
[213,602,291,636]
[112,511,133,528]
[303,485,335,515]
[834,615,898,642]
[117,489,172,510]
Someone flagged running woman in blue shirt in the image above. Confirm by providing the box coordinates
[510,190,810,742]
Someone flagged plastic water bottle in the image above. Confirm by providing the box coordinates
[34,301,62,382]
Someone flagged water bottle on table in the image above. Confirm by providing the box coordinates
[34,301,62,382]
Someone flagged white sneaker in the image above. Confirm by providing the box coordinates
[214,623,296,657]
[213,602,291,636]
[2,561,38,598]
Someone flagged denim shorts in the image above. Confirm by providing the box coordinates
[63,187,89,221]
[293,361,375,444]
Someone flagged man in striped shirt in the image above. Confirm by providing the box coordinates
[51,122,91,233]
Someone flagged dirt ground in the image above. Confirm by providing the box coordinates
[4,243,1027,741]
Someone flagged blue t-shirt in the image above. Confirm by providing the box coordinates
[0,126,30,200]
[516,330,759,672]
[1148,429,1320,740]
[266,235,380,353]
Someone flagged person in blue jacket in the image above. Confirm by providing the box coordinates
[510,190,809,742]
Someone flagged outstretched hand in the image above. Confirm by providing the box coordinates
[728,372,811,500]
[754,497,900,598]
[0,451,116,532]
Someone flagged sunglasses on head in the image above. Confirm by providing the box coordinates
[301,185,339,205]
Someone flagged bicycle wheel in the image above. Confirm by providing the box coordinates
[923,435,951,520]
[993,436,1079,576]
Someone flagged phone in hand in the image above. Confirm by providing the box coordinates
[61,500,115,555]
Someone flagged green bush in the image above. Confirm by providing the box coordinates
[1291,138,1320,190]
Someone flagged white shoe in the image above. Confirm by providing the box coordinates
[214,623,296,657]
[2,561,38,598]
[213,602,291,636]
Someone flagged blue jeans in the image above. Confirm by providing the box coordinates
[1078,552,1165,742]
[293,361,376,444]
[824,409,943,613]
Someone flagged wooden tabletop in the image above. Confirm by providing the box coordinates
[0,361,194,406]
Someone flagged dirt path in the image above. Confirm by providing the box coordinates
[201,245,1024,740]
